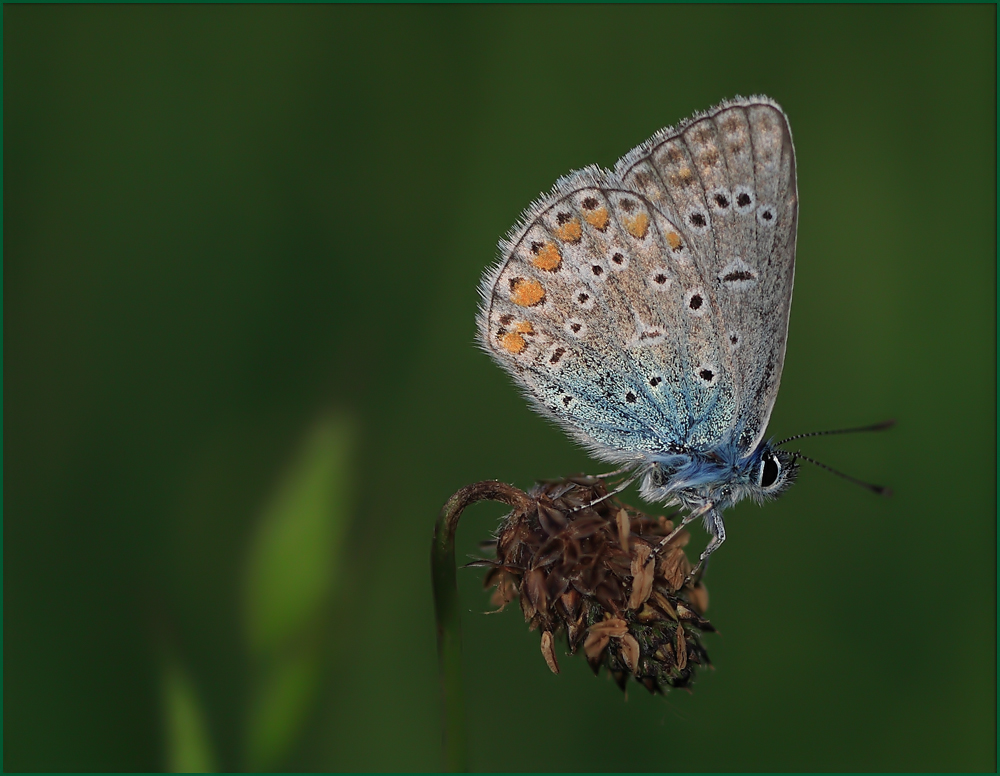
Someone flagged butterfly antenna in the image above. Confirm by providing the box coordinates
[791,451,892,497]
[776,419,895,446]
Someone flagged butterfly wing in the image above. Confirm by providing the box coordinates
[616,97,798,456]
[478,96,797,463]
[478,171,728,464]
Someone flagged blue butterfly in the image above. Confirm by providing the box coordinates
[479,96,889,575]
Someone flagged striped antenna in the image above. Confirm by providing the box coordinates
[777,419,896,446]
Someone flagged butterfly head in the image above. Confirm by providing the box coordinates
[744,442,799,503]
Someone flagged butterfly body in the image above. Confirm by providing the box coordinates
[639,438,798,540]
[478,96,799,566]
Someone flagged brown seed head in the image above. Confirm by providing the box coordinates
[477,476,713,693]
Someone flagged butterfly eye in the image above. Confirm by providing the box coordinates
[759,453,781,488]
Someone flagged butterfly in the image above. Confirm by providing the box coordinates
[478,95,802,573]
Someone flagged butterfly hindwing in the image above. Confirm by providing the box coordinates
[479,96,797,462]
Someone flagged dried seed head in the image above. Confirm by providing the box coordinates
[478,476,713,693]
[660,547,691,592]
[628,544,654,610]
[675,625,688,671]
[621,633,641,674]
[540,630,560,674]
[583,630,611,665]
[616,509,631,552]
[688,583,709,614]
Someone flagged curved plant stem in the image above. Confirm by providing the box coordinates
[432,481,534,773]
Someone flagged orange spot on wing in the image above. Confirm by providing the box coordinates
[553,218,582,243]
[669,167,695,187]
[510,278,545,307]
[624,212,649,239]
[497,320,533,353]
[499,331,527,354]
[532,243,562,271]
[583,207,609,231]
[666,231,683,250]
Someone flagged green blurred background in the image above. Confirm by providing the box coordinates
[5,5,995,772]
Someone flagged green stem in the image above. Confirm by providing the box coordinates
[432,481,533,773]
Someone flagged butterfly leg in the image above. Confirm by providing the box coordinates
[568,471,640,513]
[683,511,727,585]
[651,501,715,559]
[592,466,632,479]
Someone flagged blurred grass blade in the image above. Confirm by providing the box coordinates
[162,657,217,773]
[242,410,355,769]
[244,411,355,659]
[246,641,322,771]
